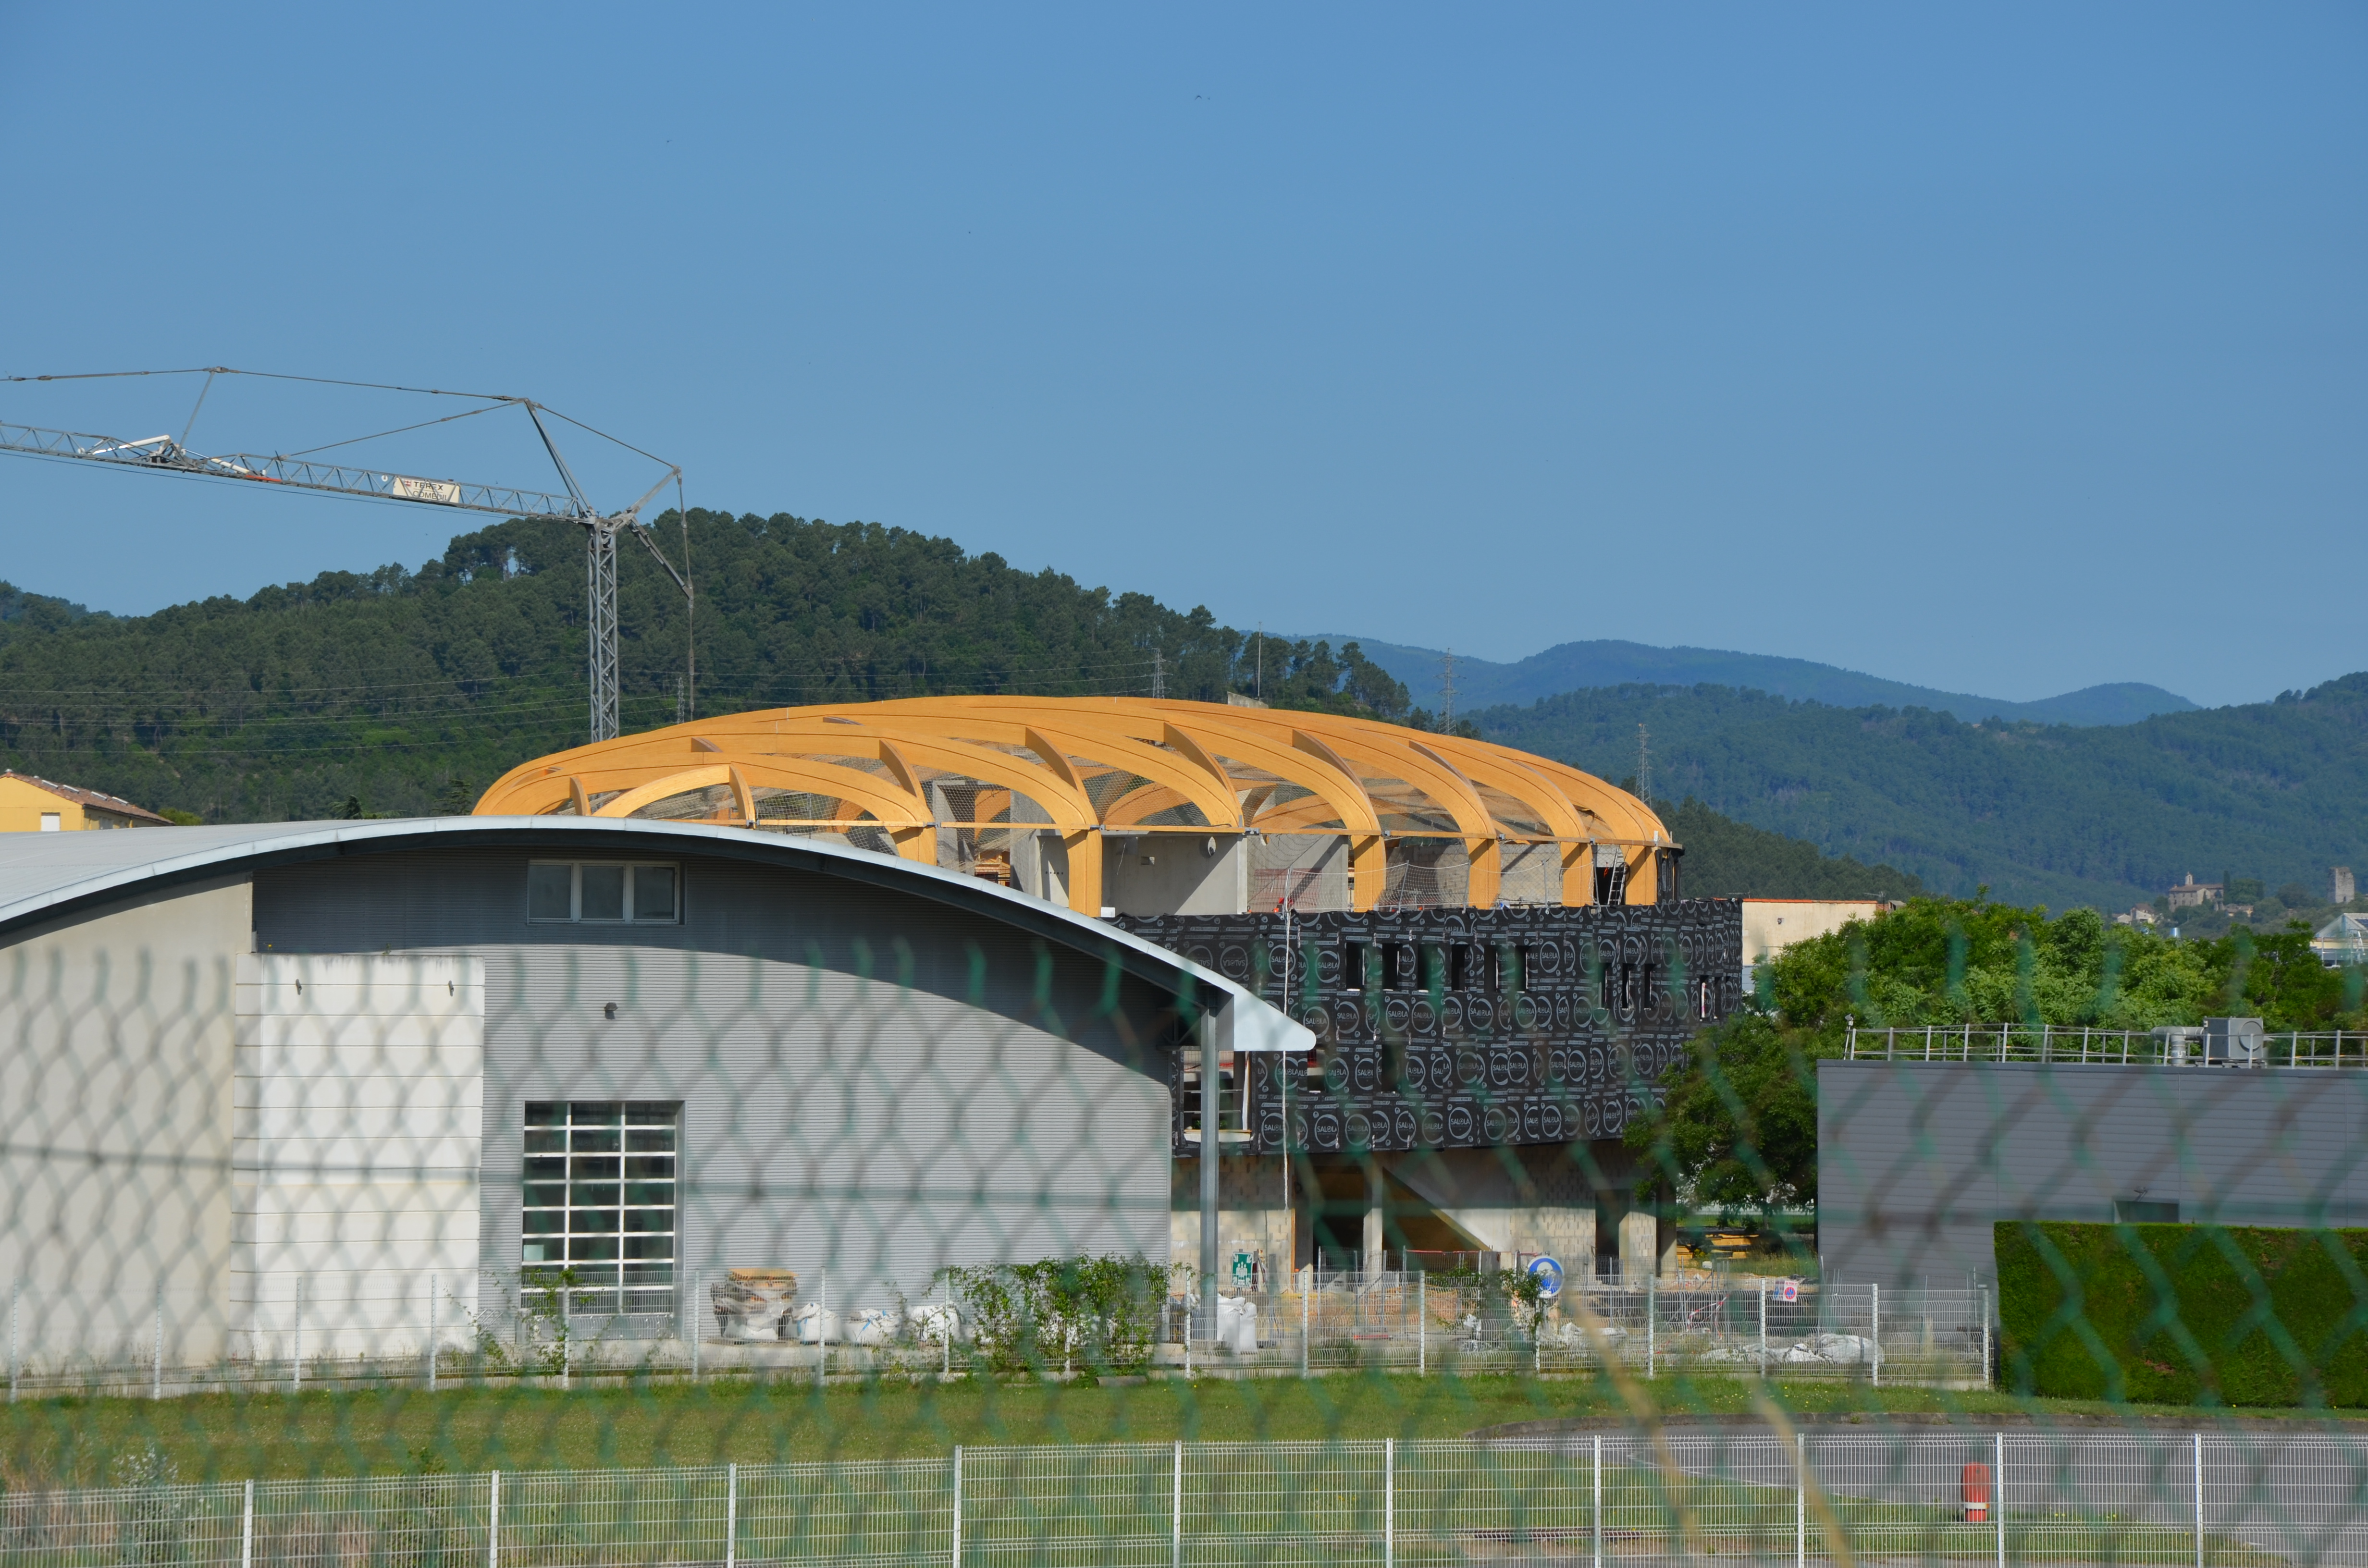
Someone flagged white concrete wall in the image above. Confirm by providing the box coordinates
[0,879,247,1368]
[1741,900,1883,966]
[1107,834,1248,918]
[1170,1153,1292,1285]
[233,954,484,1360]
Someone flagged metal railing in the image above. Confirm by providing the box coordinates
[1846,1021,2366,1067]
[0,1270,1990,1399]
[2,1431,2360,1567]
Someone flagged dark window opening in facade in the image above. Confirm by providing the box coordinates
[1341,941,1369,992]
[2115,1198,2179,1225]
[528,862,680,924]
[522,1101,679,1316]
[1594,855,1629,907]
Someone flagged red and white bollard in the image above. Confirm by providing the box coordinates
[1961,1461,1992,1523]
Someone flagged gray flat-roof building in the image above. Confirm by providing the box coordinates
[1818,1057,2368,1288]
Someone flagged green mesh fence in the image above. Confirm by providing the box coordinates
[3,864,2367,1568]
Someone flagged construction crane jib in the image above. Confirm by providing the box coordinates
[0,371,685,744]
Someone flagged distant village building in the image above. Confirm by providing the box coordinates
[0,772,169,833]
[2112,906,2159,928]
[2334,867,2357,906]
[2164,873,2222,911]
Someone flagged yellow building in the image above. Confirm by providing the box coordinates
[0,772,170,833]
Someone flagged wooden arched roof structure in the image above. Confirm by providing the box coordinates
[475,698,1676,917]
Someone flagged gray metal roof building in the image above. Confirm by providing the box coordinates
[0,818,1306,1373]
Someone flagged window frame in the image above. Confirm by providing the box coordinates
[521,1100,681,1317]
[526,860,682,926]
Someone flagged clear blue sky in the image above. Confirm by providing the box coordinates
[2,4,2359,708]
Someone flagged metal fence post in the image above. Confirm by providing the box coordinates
[1646,1274,1656,1378]
[1994,1433,2005,1568]
[487,1470,500,1568]
[1591,1433,1603,1568]
[1758,1277,1768,1377]
[241,1477,254,1568]
[1870,1283,1880,1387]
[2192,1432,2204,1568]
[1795,1430,1805,1568]
[1981,1284,1991,1388]
[7,1281,15,1402]
[1418,1273,1425,1376]
[725,1461,738,1568]
[1383,1437,1395,1568]
[1171,1440,1184,1568]
[692,1270,703,1383]
[951,1446,963,1568]
[428,1274,439,1393]
[293,1277,303,1395]
[152,1284,163,1401]
[1300,1275,1309,1378]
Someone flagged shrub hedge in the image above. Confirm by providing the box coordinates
[1996,1220,2368,1407]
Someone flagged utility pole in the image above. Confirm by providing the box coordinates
[1152,648,1166,698]
[1440,649,1457,731]
[1255,625,1264,702]
[1636,723,1653,806]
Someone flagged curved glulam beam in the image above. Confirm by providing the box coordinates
[478,755,938,862]
[476,694,1669,909]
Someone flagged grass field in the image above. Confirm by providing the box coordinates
[1,1368,2356,1490]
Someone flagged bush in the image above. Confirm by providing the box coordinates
[935,1255,1167,1376]
[1996,1220,2368,1407]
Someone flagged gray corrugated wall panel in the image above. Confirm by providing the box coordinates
[255,849,1177,1319]
[1820,1060,2368,1288]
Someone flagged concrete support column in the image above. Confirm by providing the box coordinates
[1363,1163,1386,1279]
[1618,1207,1658,1285]
[1198,997,1229,1339]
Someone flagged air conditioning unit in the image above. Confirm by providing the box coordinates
[2203,1016,2266,1067]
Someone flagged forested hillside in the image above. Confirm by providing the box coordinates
[0,509,1412,821]
[1658,798,1925,901]
[1478,679,2368,910]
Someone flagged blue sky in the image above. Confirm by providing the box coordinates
[2,4,2359,708]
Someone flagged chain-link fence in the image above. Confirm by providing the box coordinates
[3,824,2366,1565]
[3,1433,2362,1568]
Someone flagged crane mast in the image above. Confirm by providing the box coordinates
[0,381,684,745]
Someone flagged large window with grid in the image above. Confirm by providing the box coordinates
[521,1102,678,1316]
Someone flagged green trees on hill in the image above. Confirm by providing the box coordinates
[1658,796,1925,900]
[1477,676,2368,911]
[0,510,1419,822]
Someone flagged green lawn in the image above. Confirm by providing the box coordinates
[1,1370,2355,1490]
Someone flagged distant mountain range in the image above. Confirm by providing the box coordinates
[1283,635,2199,728]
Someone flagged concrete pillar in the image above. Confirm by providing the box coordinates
[1363,1163,1386,1279]
[1618,1208,1658,1286]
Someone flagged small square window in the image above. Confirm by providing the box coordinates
[528,864,574,921]
[580,864,626,921]
[632,865,676,922]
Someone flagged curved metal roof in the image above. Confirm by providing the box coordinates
[0,815,1311,1052]
[475,697,1675,916]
